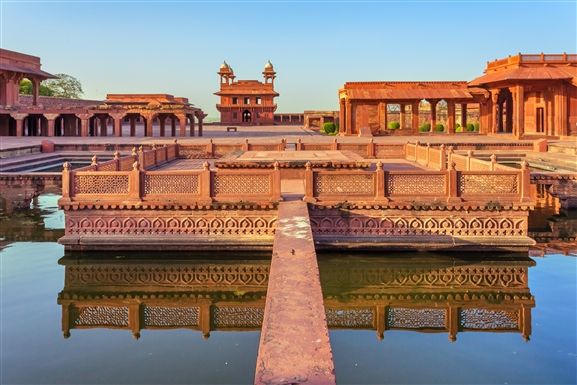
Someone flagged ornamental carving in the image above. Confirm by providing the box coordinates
[144,174,200,194]
[387,308,445,329]
[387,174,445,195]
[97,161,117,172]
[213,174,270,195]
[73,174,129,194]
[325,308,374,328]
[73,306,129,327]
[143,306,199,327]
[460,308,519,329]
[459,174,518,194]
[314,174,374,195]
[310,214,527,237]
[66,213,277,236]
[66,264,270,287]
[212,307,263,328]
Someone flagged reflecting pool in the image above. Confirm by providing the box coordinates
[1,194,576,384]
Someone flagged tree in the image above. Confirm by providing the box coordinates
[19,78,55,96]
[42,73,84,98]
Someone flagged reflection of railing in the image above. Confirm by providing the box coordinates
[304,160,532,204]
[57,257,535,341]
[60,161,281,207]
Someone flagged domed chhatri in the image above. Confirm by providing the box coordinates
[264,60,274,71]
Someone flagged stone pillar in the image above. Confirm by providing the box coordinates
[383,103,388,130]
[377,102,384,130]
[399,104,405,130]
[430,100,438,132]
[447,103,455,134]
[178,115,187,137]
[45,114,59,137]
[554,84,568,137]
[197,114,203,137]
[190,114,196,137]
[145,115,154,137]
[11,113,27,136]
[32,78,40,106]
[339,99,345,134]
[491,91,499,134]
[411,102,419,133]
[345,99,352,135]
[111,113,124,137]
[77,114,91,137]
[460,103,468,130]
[171,116,176,136]
[513,85,524,138]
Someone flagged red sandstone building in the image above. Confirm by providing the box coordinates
[215,61,278,125]
[339,53,577,138]
[0,48,205,137]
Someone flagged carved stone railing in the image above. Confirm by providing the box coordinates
[60,161,281,208]
[304,161,532,205]
[405,142,447,170]
[448,149,517,172]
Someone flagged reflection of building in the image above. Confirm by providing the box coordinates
[0,48,205,137]
[339,53,577,138]
[58,255,535,342]
[215,61,278,125]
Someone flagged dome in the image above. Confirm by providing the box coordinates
[220,61,230,71]
[264,60,274,70]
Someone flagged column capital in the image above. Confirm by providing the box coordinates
[10,113,28,120]
[109,112,126,120]
[76,113,93,120]
[44,113,60,121]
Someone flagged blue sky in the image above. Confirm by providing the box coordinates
[1,0,575,118]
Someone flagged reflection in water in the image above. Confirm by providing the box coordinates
[58,253,535,343]
[58,255,269,339]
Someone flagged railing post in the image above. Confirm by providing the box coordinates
[520,160,532,203]
[113,151,120,171]
[446,161,461,203]
[272,161,281,202]
[303,161,315,202]
[151,143,158,166]
[129,161,141,200]
[296,138,302,151]
[200,161,212,202]
[426,143,431,168]
[447,146,454,168]
[368,138,375,158]
[439,144,446,171]
[174,139,179,158]
[207,139,214,157]
[281,138,286,151]
[466,150,473,171]
[243,138,250,152]
[61,162,71,200]
[137,146,145,170]
[332,137,338,151]
[490,154,497,171]
[375,161,387,201]
[91,155,98,170]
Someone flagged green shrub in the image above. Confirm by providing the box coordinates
[474,122,480,132]
[418,123,431,132]
[466,123,475,132]
[322,122,337,135]
[387,121,400,130]
[456,123,461,129]
[456,126,463,133]
[434,123,444,132]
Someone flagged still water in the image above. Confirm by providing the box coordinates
[1,194,576,385]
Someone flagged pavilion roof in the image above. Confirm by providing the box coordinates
[469,66,577,86]
[342,81,475,101]
[105,94,190,105]
[0,62,55,79]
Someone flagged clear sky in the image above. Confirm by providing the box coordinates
[1,0,575,119]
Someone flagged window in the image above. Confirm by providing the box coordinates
[244,97,250,105]
[232,97,238,105]
[256,97,262,105]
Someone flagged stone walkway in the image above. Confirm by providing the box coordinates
[255,201,335,385]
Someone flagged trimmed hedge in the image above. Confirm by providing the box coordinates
[322,122,338,135]
[434,123,445,132]
[388,121,400,130]
[418,123,431,132]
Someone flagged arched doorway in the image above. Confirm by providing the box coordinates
[242,110,252,123]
